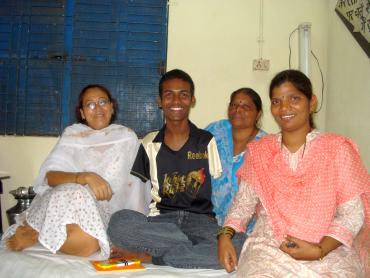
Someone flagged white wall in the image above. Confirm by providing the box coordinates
[326,0,370,169]
[1,0,368,230]
[0,137,57,230]
[167,0,328,133]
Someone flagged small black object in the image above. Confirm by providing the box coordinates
[286,241,297,248]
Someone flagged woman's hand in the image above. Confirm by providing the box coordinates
[218,234,238,273]
[280,235,322,261]
[46,171,113,201]
[78,172,113,201]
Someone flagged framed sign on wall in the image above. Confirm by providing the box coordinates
[335,0,370,58]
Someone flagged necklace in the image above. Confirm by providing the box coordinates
[233,128,259,156]
[281,137,307,159]
[301,140,307,158]
[245,129,258,145]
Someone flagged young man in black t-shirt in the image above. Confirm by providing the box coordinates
[131,120,221,217]
[108,69,246,269]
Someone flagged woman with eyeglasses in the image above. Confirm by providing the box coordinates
[3,84,151,258]
[206,88,267,227]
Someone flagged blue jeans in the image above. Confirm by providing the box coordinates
[107,209,246,269]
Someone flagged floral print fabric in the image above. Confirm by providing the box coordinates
[2,124,151,258]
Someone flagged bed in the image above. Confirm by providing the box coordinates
[0,243,232,278]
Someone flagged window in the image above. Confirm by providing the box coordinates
[0,0,167,137]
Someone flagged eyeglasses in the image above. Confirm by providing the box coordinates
[83,99,110,110]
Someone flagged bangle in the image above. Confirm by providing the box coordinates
[217,226,235,240]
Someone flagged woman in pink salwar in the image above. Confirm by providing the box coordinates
[218,69,370,277]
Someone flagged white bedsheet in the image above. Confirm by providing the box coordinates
[0,244,232,278]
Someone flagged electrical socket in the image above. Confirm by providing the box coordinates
[253,58,270,71]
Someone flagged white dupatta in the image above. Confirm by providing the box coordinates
[34,123,151,215]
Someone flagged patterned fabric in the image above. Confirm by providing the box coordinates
[224,130,369,277]
[206,119,266,226]
[2,123,151,258]
[237,132,370,244]
[233,185,365,277]
[354,225,370,277]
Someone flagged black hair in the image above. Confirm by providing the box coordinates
[269,69,315,128]
[230,87,263,112]
[158,69,195,97]
[75,84,118,124]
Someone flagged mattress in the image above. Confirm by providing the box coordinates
[0,243,232,278]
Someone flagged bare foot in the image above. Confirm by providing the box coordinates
[6,225,38,251]
[110,245,152,263]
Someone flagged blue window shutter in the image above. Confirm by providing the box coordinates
[0,0,72,135]
[0,0,167,137]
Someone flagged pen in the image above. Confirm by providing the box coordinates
[114,259,141,267]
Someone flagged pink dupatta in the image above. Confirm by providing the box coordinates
[237,133,369,244]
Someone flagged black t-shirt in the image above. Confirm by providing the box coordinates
[131,122,222,217]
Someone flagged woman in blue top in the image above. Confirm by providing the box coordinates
[206,88,267,227]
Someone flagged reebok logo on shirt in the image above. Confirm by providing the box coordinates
[187,151,208,160]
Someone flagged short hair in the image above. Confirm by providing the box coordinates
[75,84,118,124]
[158,69,195,97]
[269,69,315,128]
